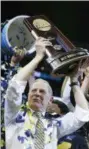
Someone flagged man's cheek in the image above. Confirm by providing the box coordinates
[43,98,49,107]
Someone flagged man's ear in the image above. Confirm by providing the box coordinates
[50,96,54,102]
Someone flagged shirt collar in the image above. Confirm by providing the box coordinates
[27,107,46,117]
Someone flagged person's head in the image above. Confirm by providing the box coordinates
[52,100,69,115]
[47,99,69,116]
[28,78,53,112]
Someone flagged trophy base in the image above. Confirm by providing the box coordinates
[46,48,89,74]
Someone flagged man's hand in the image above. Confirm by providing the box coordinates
[84,66,89,78]
[69,58,89,82]
[10,46,26,66]
[14,38,52,81]
[78,58,89,79]
[80,58,89,100]
[35,37,52,59]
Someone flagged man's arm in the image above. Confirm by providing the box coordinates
[70,77,89,110]
[70,62,89,110]
[78,59,89,99]
[4,47,26,126]
[5,37,52,125]
[81,67,89,97]
[57,83,89,138]
[15,37,52,81]
[57,62,89,138]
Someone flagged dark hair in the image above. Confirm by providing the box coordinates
[52,100,69,114]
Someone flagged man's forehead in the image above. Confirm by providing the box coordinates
[31,81,48,89]
[29,80,53,96]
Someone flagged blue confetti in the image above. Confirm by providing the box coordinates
[17,136,27,143]
[25,130,31,137]
[57,120,61,127]
[1,80,8,89]
[47,123,52,128]
[15,114,25,123]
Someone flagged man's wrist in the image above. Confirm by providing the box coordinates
[35,54,44,62]
[70,82,79,87]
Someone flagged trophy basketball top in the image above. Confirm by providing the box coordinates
[1,15,35,55]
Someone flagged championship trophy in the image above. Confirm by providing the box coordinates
[1,15,89,74]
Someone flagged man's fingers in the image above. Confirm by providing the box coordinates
[81,58,89,68]
[78,59,83,69]
[35,41,52,49]
[35,37,53,47]
[37,37,49,41]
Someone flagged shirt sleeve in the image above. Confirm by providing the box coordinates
[4,76,27,126]
[57,105,89,139]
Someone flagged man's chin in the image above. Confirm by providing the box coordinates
[30,103,43,111]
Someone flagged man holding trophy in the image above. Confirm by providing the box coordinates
[1,15,89,149]
[4,36,89,149]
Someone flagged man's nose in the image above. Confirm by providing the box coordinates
[36,90,41,95]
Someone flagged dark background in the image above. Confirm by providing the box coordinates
[1,1,89,48]
[1,1,89,96]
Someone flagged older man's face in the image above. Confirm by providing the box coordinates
[28,81,52,112]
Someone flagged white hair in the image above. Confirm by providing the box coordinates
[30,78,53,96]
